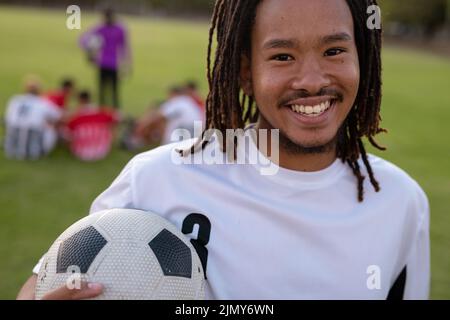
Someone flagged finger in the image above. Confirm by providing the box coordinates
[42,282,103,300]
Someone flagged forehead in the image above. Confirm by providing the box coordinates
[253,0,355,46]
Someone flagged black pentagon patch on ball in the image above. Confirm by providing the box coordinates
[57,226,107,274]
[149,229,192,278]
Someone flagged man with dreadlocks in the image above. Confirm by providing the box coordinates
[19,0,429,300]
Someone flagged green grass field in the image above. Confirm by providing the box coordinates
[0,6,449,299]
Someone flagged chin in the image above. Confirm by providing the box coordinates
[290,133,333,147]
[281,131,337,152]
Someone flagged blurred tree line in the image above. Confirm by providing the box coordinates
[0,0,448,37]
[0,0,214,15]
[380,0,450,37]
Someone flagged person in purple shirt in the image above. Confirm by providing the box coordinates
[80,8,131,109]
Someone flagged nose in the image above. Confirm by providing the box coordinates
[289,54,331,95]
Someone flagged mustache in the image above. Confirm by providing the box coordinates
[278,88,344,107]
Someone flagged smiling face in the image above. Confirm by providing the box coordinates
[241,0,360,153]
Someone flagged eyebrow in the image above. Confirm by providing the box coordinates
[262,38,299,50]
[320,32,352,45]
[262,32,353,50]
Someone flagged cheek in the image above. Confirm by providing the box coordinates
[340,57,360,101]
[328,62,360,114]
[251,64,285,108]
[346,64,360,100]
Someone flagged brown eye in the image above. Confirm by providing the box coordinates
[272,54,293,61]
[324,48,345,57]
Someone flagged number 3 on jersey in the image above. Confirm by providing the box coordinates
[182,213,211,279]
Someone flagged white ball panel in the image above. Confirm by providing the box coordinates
[95,209,163,242]
[89,241,163,300]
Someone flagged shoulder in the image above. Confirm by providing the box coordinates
[365,154,423,191]
[90,138,221,214]
[127,138,207,174]
[128,135,228,175]
[7,94,37,108]
[163,96,189,107]
[130,142,181,169]
[7,94,24,104]
[38,97,61,112]
[160,97,191,117]
[363,154,429,214]
[114,23,127,34]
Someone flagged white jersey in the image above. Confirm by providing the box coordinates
[4,94,62,159]
[33,127,430,300]
[160,95,204,145]
[5,94,61,129]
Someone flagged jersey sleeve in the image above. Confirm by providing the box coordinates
[403,187,430,300]
[43,100,63,121]
[89,157,136,214]
[32,256,44,275]
[4,97,18,123]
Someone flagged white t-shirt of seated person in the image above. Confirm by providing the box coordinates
[6,94,62,129]
[160,95,203,145]
[5,94,62,156]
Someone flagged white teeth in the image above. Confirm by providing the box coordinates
[290,100,333,117]
[313,105,321,113]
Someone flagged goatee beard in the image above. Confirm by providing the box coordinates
[278,129,337,155]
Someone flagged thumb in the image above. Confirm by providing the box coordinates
[41,282,103,300]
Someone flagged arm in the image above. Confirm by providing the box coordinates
[17,275,37,300]
[135,111,167,145]
[403,189,430,300]
[44,100,63,127]
[5,97,17,124]
[18,250,104,299]
[119,26,132,76]
[79,26,100,50]
[17,275,103,300]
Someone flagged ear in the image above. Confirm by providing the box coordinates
[239,54,253,96]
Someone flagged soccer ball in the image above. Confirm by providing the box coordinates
[86,34,103,52]
[85,34,103,63]
[35,209,205,300]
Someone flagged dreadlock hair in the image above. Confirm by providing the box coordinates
[181,0,387,202]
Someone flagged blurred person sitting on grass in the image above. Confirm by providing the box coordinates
[120,85,204,151]
[4,75,62,160]
[69,90,99,117]
[64,90,119,162]
[44,78,75,111]
[185,80,206,118]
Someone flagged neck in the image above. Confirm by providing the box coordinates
[254,122,337,172]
